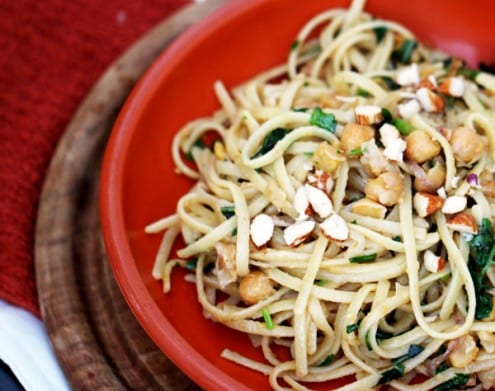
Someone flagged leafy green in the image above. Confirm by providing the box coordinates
[348,147,363,157]
[346,322,360,333]
[394,39,418,64]
[434,373,469,391]
[310,107,337,132]
[381,107,393,123]
[252,128,290,158]
[318,354,335,367]
[185,138,207,161]
[458,66,480,81]
[392,118,414,135]
[315,279,327,286]
[350,253,377,263]
[262,308,274,330]
[357,87,372,98]
[220,206,236,219]
[377,345,423,385]
[468,218,495,319]
[376,329,393,340]
[185,258,198,270]
[392,236,402,243]
[377,364,405,385]
[290,40,300,51]
[292,107,308,112]
[365,332,372,351]
[378,76,401,91]
[391,344,424,366]
[373,26,388,44]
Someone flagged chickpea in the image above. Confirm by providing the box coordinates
[238,271,275,305]
[448,335,479,368]
[405,130,441,163]
[413,162,446,193]
[313,142,345,174]
[340,123,375,154]
[365,171,404,206]
[450,126,486,165]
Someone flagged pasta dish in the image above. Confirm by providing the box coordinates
[146,0,495,389]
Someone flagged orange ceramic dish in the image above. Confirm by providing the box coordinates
[100,0,495,389]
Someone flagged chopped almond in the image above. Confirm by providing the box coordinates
[438,76,465,97]
[446,212,478,234]
[423,250,446,273]
[250,214,274,248]
[305,184,333,219]
[441,195,467,214]
[413,192,444,217]
[320,213,349,241]
[350,197,387,219]
[354,105,383,125]
[416,87,445,113]
[283,220,315,247]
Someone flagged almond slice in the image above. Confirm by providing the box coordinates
[439,76,465,97]
[305,184,333,219]
[293,186,310,221]
[354,105,383,125]
[250,214,275,248]
[396,63,420,86]
[283,220,315,247]
[416,87,445,113]
[413,192,444,217]
[320,213,349,241]
[441,195,467,214]
[350,197,387,219]
[423,250,446,273]
[446,212,478,234]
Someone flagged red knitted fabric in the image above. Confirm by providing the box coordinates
[0,0,191,317]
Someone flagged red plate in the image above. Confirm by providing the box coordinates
[100,0,495,389]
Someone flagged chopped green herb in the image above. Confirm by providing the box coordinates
[315,279,327,286]
[292,107,308,112]
[395,39,418,64]
[220,206,236,219]
[441,273,451,281]
[381,107,393,123]
[304,151,314,157]
[349,194,364,202]
[468,218,495,319]
[373,26,388,44]
[365,332,372,351]
[350,253,377,263]
[351,220,358,224]
[310,107,337,132]
[262,308,274,330]
[185,258,197,270]
[253,127,290,158]
[348,147,363,157]
[442,57,453,69]
[392,118,414,135]
[377,363,405,385]
[357,87,372,98]
[231,227,237,237]
[318,354,335,367]
[346,323,360,334]
[378,76,401,91]
[391,344,424,366]
[290,40,300,52]
[434,373,469,391]
[376,329,393,340]
[458,66,480,81]
[185,138,207,160]
[435,361,449,374]
[444,94,455,109]
[392,235,402,242]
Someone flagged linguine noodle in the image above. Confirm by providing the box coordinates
[146,0,495,389]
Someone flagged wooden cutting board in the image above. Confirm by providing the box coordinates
[34,1,228,389]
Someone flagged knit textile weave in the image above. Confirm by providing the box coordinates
[0,0,190,317]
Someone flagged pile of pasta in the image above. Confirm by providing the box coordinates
[146,0,495,389]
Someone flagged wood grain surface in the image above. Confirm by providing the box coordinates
[34,1,228,389]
